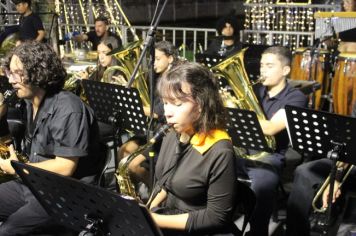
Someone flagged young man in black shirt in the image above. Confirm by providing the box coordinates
[72,15,122,51]
[245,46,307,236]
[13,0,45,44]
[0,41,102,235]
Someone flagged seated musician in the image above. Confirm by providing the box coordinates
[71,15,122,51]
[245,46,307,236]
[204,14,242,58]
[0,41,102,235]
[148,62,241,236]
[286,102,356,236]
[337,0,356,53]
[117,41,182,188]
[76,35,120,82]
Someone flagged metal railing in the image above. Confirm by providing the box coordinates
[58,23,218,61]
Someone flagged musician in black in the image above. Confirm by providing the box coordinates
[204,14,242,58]
[72,15,122,51]
[149,62,240,235]
[245,46,307,236]
[117,41,180,188]
[12,0,45,44]
[76,36,120,82]
[0,41,102,235]
[286,103,356,236]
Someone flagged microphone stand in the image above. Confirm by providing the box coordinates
[126,0,170,191]
[308,38,320,109]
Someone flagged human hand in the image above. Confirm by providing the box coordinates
[0,144,18,175]
[322,181,341,209]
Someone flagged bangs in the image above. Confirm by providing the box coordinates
[158,73,191,102]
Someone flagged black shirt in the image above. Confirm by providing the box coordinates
[154,131,237,233]
[339,27,356,43]
[86,31,122,51]
[255,82,308,154]
[19,13,44,41]
[24,90,101,179]
[204,38,242,58]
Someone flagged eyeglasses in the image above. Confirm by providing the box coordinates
[5,69,25,83]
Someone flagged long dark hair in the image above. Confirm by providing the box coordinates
[157,62,226,133]
[3,41,66,93]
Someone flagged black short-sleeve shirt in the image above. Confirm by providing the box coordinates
[255,83,308,154]
[204,38,242,58]
[339,27,356,43]
[86,31,122,51]
[19,13,44,41]
[24,91,101,179]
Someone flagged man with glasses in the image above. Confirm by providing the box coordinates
[0,41,102,235]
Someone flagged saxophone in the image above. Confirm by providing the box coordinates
[212,48,276,159]
[115,124,171,199]
[0,89,29,183]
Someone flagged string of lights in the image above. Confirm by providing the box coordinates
[243,1,337,50]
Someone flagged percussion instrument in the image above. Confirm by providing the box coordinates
[314,12,356,39]
[332,53,356,115]
[290,47,331,110]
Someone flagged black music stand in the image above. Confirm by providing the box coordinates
[11,161,163,236]
[82,80,147,171]
[195,53,224,68]
[226,108,273,153]
[285,105,356,235]
[82,80,147,135]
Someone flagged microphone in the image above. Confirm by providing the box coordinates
[148,124,172,144]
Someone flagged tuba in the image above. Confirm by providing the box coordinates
[63,66,96,103]
[212,48,275,159]
[102,41,150,108]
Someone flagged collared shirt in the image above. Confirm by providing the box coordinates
[255,82,308,154]
[24,90,101,179]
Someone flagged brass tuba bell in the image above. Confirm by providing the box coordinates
[101,40,150,108]
[212,48,276,159]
